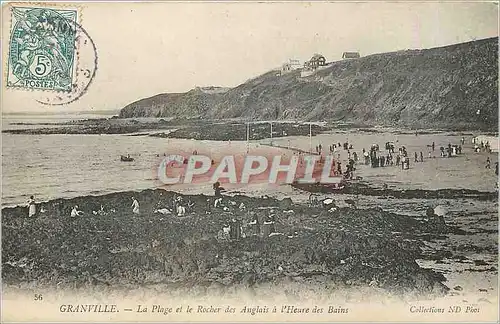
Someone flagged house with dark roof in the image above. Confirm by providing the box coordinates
[305,54,327,69]
[300,53,330,77]
[342,52,360,59]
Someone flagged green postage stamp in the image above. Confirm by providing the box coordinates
[7,6,78,92]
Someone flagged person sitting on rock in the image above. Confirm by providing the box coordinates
[218,224,231,241]
[187,200,195,212]
[214,197,223,208]
[425,207,447,233]
[176,204,186,216]
[229,218,242,240]
[93,205,107,216]
[71,205,83,217]
[344,166,350,179]
[308,193,318,206]
[262,213,276,237]
[248,213,260,236]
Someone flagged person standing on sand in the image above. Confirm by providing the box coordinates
[420,152,424,162]
[414,152,418,163]
[432,142,435,151]
[495,162,498,176]
[213,181,225,197]
[131,197,140,214]
[27,195,36,217]
[486,157,491,169]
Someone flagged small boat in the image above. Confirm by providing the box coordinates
[121,155,134,162]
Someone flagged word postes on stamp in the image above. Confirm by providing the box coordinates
[7,6,78,92]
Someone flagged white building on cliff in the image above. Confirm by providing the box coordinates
[279,59,302,76]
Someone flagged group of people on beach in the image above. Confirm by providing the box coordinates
[25,196,140,218]
[473,138,493,153]
[310,135,497,177]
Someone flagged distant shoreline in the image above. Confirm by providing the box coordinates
[2,110,120,116]
[2,117,498,136]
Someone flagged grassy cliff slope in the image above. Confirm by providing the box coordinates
[120,38,498,131]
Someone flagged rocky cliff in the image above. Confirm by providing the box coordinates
[120,37,498,131]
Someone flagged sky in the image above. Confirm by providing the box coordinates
[1,1,498,113]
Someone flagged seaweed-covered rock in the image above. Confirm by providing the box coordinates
[2,189,449,298]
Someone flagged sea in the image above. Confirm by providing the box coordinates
[2,114,498,208]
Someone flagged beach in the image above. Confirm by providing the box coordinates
[1,117,498,314]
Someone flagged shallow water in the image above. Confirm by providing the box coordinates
[1,132,287,207]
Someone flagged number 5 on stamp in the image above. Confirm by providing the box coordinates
[6,6,78,92]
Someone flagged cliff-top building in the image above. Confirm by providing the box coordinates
[304,54,327,69]
[342,52,361,59]
[280,59,302,75]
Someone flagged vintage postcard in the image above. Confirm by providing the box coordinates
[1,1,498,323]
